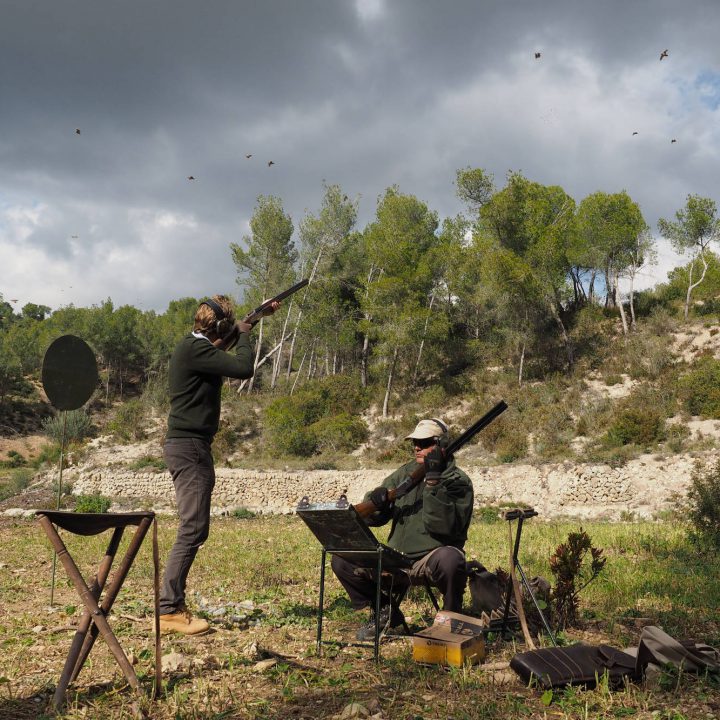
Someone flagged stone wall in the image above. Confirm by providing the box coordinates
[65,450,714,520]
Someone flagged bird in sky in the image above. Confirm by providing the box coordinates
[71,235,79,238]
[245,154,252,159]
[75,128,81,135]
[267,161,275,167]
[187,175,196,180]
[671,138,677,143]
[660,49,669,60]
[10,299,18,303]
[534,52,541,59]
[632,131,638,135]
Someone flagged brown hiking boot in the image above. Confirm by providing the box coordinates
[159,605,210,635]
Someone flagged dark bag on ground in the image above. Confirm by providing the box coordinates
[510,643,638,690]
[633,626,720,676]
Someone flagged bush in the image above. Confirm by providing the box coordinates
[605,407,666,447]
[107,399,147,442]
[42,409,94,444]
[232,507,257,519]
[0,450,26,468]
[263,376,369,457]
[74,494,112,513]
[679,357,720,418]
[685,459,720,550]
[0,467,34,501]
[495,433,527,463]
[310,413,368,453]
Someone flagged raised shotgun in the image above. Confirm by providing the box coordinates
[243,278,309,326]
[354,400,508,519]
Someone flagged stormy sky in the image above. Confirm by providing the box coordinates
[1,0,719,313]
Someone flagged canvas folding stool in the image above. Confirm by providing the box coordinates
[36,510,161,710]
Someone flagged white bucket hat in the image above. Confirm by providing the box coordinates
[405,417,449,441]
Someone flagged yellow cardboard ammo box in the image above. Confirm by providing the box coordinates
[412,611,486,666]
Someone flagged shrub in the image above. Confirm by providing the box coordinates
[0,467,34,501]
[107,399,147,442]
[263,375,369,457]
[549,528,606,629]
[495,433,527,463]
[605,407,666,446]
[310,413,368,453]
[128,455,166,471]
[1,450,26,468]
[232,507,257,519]
[684,459,720,550]
[679,357,720,418]
[42,409,94,445]
[74,494,112,513]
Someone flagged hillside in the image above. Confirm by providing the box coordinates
[2,317,720,520]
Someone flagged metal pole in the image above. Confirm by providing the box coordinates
[49,410,68,606]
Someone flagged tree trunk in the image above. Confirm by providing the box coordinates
[290,349,308,395]
[628,273,637,331]
[412,291,436,384]
[684,253,708,321]
[271,298,296,388]
[382,346,399,418]
[548,300,574,369]
[615,273,629,336]
[518,340,526,387]
[286,252,323,380]
[247,315,265,393]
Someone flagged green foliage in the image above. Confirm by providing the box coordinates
[495,433,528,463]
[74,494,112,513]
[42,409,94,445]
[684,459,720,550]
[0,450,26,468]
[0,467,34,501]
[679,357,720,418]
[232,507,257,519]
[309,413,368,453]
[549,528,606,629]
[605,407,666,447]
[128,455,166,471]
[263,376,368,457]
[107,399,147,441]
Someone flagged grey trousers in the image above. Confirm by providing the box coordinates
[159,438,215,614]
[331,545,468,613]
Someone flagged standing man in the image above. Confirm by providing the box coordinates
[158,294,277,634]
[332,418,474,640]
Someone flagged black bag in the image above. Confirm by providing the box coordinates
[510,643,639,690]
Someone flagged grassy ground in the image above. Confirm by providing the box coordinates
[1,514,719,719]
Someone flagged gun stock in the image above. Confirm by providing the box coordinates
[354,400,508,519]
[243,278,309,326]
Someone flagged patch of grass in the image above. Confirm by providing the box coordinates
[127,455,166,471]
[74,493,112,513]
[0,467,34,501]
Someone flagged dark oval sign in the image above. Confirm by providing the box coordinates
[42,335,98,411]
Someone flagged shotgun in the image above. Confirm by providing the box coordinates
[243,278,309,326]
[353,400,508,519]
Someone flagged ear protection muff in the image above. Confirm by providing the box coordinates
[430,418,449,448]
[201,298,233,338]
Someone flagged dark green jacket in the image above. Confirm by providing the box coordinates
[166,332,254,442]
[366,459,474,560]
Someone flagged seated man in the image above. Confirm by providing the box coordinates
[332,418,474,640]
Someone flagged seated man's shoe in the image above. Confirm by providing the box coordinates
[159,606,210,635]
[356,605,405,641]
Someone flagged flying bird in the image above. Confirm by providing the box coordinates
[534,52,541,59]
[632,131,638,135]
[245,154,252,159]
[187,175,196,180]
[75,128,81,135]
[71,235,79,238]
[9,299,17,303]
[267,161,275,167]
[660,49,669,60]
[671,138,677,143]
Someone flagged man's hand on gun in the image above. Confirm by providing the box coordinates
[423,446,447,486]
[219,300,280,350]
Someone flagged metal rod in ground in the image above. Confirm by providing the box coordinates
[50,410,68,606]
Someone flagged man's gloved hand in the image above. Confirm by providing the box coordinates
[423,446,447,486]
[369,486,390,512]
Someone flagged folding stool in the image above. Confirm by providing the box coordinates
[35,510,161,710]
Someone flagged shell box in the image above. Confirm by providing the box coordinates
[412,611,487,667]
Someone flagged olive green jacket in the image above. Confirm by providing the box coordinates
[365,458,474,560]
